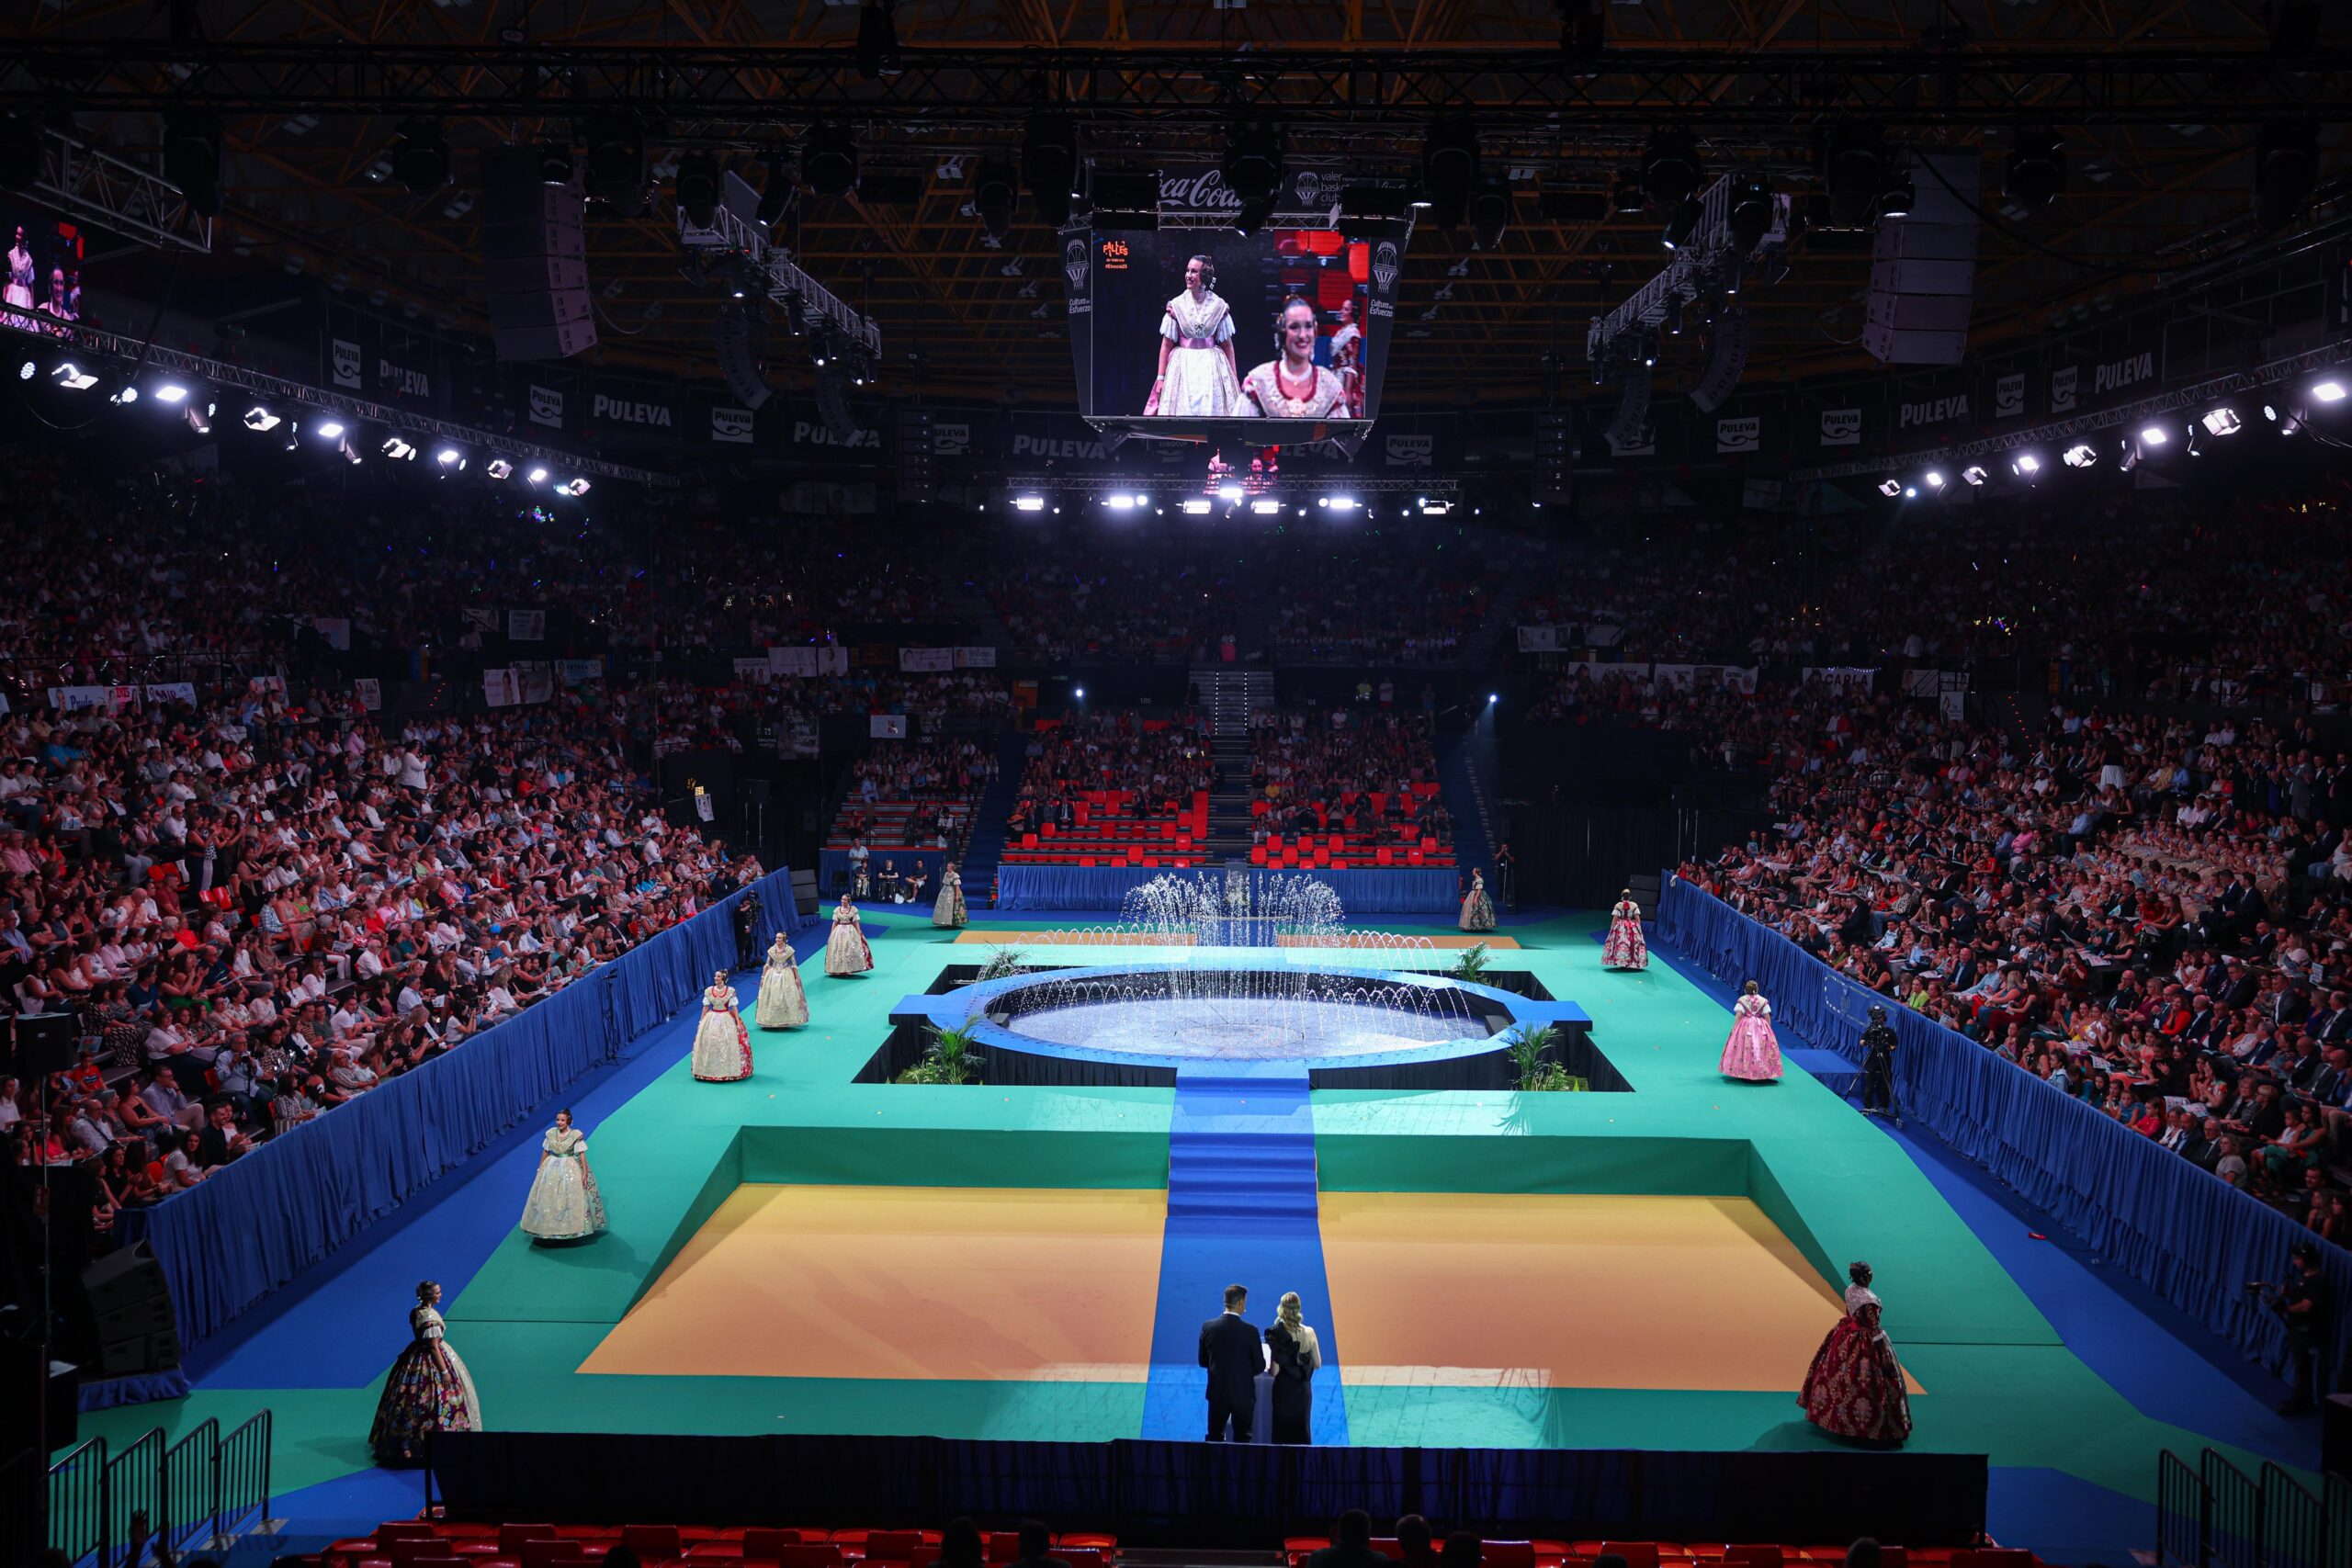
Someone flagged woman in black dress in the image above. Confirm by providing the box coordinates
[1264,1291,1323,1444]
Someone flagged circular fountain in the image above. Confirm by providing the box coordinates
[886,873,1593,1089]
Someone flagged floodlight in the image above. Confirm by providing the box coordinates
[1923,470,1945,489]
[1329,495,1359,511]
[2139,425,2167,446]
[51,363,97,390]
[1961,466,1987,487]
[1182,499,1212,515]
[2312,381,2346,402]
[560,478,592,496]
[2013,453,2041,474]
[2062,443,2097,468]
[1877,479,1902,497]
[526,467,548,484]
[153,383,189,403]
[1250,498,1283,514]
[2201,408,2243,436]
[110,386,138,404]
[314,419,346,439]
[1217,483,1243,503]
[436,448,462,467]
[1012,494,1046,513]
[485,458,514,479]
[243,406,282,431]
[381,436,416,460]
[1106,495,1136,511]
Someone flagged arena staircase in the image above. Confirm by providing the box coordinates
[1196,667,1272,863]
[1437,723,1498,888]
[956,731,1035,906]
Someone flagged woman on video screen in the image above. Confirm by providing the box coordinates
[4,226,36,322]
[1239,296,1350,420]
[1329,298,1364,418]
[1146,254,1240,417]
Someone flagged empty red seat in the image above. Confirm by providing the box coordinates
[1376,847,1394,866]
[621,1529,682,1562]
[865,1536,923,1562]
[1484,1545,1534,1568]
[775,1549,842,1568]
[743,1534,804,1560]
[501,1531,560,1557]
[1250,848,1268,865]
[1598,1550,1657,1568]
[1724,1551,1780,1568]
[520,1543,584,1568]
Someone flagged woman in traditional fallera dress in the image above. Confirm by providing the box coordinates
[1719,980,1783,1082]
[933,863,967,929]
[1459,869,1497,932]
[1239,297,1351,420]
[518,1108,605,1242]
[754,932,809,1029]
[689,969,752,1081]
[1602,889,1649,970]
[1264,1291,1324,1446]
[1800,1261,1914,1445]
[825,895,874,976]
[1145,254,1241,417]
[368,1281,482,1466]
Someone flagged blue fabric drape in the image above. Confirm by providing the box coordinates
[995,865,1460,915]
[1657,878,2352,1385]
[818,846,946,897]
[116,869,800,1350]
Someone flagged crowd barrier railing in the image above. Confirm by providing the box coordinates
[116,870,800,1350]
[1657,877,2352,1385]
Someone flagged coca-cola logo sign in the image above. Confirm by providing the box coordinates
[1158,168,1243,215]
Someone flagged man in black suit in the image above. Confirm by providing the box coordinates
[1198,1282,1264,1441]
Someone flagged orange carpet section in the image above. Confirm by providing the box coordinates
[1318,1192,1926,1393]
[580,1185,1166,1382]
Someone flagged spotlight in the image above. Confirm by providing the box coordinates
[2264,404,2279,421]
[391,118,451,194]
[1250,498,1283,514]
[675,152,720,228]
[1105,495,1136,511]
[1421,117,1480,230]
[1961,466,1988,487]
[2139,425,2168,446]
[1923,470,1945,489]
[14,360,29,380]
[2313,380,2346,402]
[802,123,860,198]
[1012,494,1046,513]
[1328,496,1359,512]
[2062,443,2097,468]
[1877,178,1917,220]
[436,448,463,468]
[2013,453,2041,475]
[1487,694,1498,705]
[341,436,364,465]
[2254,118,2319,233]
[1878,479,1902,497]
[1663,296,1684,335]
[51,363,97,390]
[153,383,188,403]
[184,404,210,435]
[485,458,514,479]
[526,467,548,484]
[2004,132,2065,211]
[313,419,345,439]
[1903,486,1917,498]
[584,113,648,216]
[1660,198,1702,251]
[381,436,415,460]
[1642,131,1702,209]
[561,479,592,496]
[1610,169,1645,214]
[1181,499,1212,515]
[855,1,903,81]
[1074,687,1085,699]
[1726,175,1773,252]
[1022,112,1080,228]
[754,144,794,229]
[109,385,138,405]
[974,157,1016,243]
[1822,127,1889,228]
[1217,483,1244,503]
[2201,408,2244,436]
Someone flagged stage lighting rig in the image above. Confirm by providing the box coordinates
[855,1,903,80]
[1660,199,1701,252]
[2062,443,2097,468]
[1611,170,1645,215]
[1642,133,1702,211]
[382,436,416,460]
[803,123,860,198]
[2005,131,2064,211]
[974,158,1016,243]
[486,458,514,479]
[1469,179,1511,252]
[676,152,720,228]
[392,118,450,193]
[1023,113,1080,228]
[2201,408,2243,435]
[754,145,795,229]
[1421,117,1480,231]
[584,113,648,216]
[1727,176,1773,252]
[163,110,222,217]
[1878,479,1902,497]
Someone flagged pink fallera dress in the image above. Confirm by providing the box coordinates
[1601,900,1648,969]
[1719,992,1782,1081]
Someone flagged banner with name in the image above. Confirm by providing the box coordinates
[870,715,909,739]
[1801,666,1877,695]
[143,682,198,706]
[556,658,605,685]
[483,668,522,708]
[899,647,956,672]
[507,610,547,642]
[311,616,351,651]
[514,660,555,705]
[732,657,773,683]
[1649,663,1760,694]
[48,685,133,712]
[354,677,382,711]
[768,646,852,677]
[954,647,998,668]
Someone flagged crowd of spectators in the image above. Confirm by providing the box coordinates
[1005,711,1215,837]
[1268,541,1510,667]
[1676,688,2352,1244]
[973,545,1234,666]
[1250,705,1452,851]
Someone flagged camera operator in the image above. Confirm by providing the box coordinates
[2253,1242,2332,1415]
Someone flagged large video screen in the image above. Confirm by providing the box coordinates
[1,203,84,335]
[1068,171,1405,442]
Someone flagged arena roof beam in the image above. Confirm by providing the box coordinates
[10,42,2352,128]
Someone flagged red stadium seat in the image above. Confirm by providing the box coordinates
[775,1549,843,1568]
[621,1529,682,1562]
[500,1531,560,1556]
[1724,1551,1782,1568]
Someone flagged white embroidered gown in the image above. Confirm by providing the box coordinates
[1155,291,1240,416]
[755,938,810,1028]
[690,983,752,1081]
[519,1125,605,1240]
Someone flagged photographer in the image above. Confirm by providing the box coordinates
[2252,1242,2333,1416]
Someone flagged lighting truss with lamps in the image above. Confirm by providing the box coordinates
[680,172,881,360]
[4,315,673,487]
[1586,174,1789,377]
[21,125,213,254]
[1004,472,1457,503]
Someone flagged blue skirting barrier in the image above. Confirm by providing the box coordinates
[994,864,1460,915]
[1657,878,2351,1384]
[818,846,946,897]
[116,868,802,1351]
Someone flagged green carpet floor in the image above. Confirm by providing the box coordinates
[78,911,2288,1518]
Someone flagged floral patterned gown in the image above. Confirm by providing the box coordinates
[1800,1283,1913,1443]
[933,867,967,929]
[519,1125,605,1241]
[1459,873,1497,932]
[1602,899,1649,970]
[368,1304,482,1465]
[690,983,752,1081]
[1718,992,1783,1081]
[754,939,810,1029]
[826,905,874,976]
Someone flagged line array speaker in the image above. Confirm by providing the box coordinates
[715,304,772,411]
[481,147,598,362]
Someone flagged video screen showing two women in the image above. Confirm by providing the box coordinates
[3,206,84,336]
[1093,229,1379,424]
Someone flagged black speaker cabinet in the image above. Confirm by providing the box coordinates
[80,1243,181,1375]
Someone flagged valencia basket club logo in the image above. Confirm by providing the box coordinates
[1063,239,1089,293]
[1372,243,1399,296]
